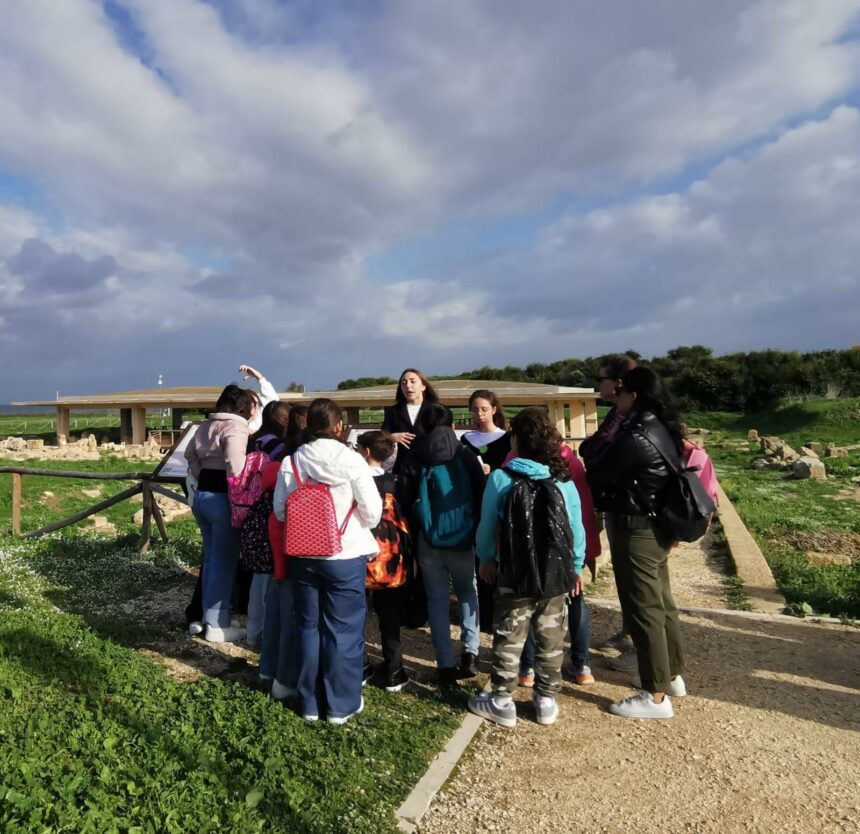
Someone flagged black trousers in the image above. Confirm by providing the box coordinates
[476,556,495,633]
[367,585,408,676]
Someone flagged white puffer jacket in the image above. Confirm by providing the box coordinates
[273,438,382,560]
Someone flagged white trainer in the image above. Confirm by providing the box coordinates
[187,621,204,636]
[609,691,674,719]
[630,674,687,697]
[327,696,364,725]
[468,692,517,728]
[204,625,247,643]
[533,693,559,725]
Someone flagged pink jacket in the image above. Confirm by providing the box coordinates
[184,412,249,480]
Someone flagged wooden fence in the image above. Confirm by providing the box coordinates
[1,466,188,552]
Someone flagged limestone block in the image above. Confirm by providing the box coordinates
[57,434,67,447]
[91,515,110,529]
[776,443,799,461]
[5,437,26,451]
[792,457,827,481]
[804,551,853,567]
[26,439,45,450]
[747,429,759,441]
[799,446,819,459]
[807,442,823,454]
[824,445,848,458]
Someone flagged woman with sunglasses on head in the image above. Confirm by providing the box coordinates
[586,367,687,720]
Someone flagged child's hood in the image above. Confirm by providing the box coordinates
[506,457,551,480]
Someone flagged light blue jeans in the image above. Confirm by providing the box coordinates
[259,575,300,688]
[417,536,480,669]
[192,490,240,629]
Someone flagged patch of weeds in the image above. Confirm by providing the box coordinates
[706,524,751,611]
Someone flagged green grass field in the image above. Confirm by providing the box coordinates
[689,398,860,619]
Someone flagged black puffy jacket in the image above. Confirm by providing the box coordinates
[586,411,682,516]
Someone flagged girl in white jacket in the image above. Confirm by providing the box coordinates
[273,398,382,724]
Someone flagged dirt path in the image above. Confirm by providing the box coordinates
[417,604,860,834]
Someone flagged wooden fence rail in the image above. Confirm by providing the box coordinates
[0,466,189,552]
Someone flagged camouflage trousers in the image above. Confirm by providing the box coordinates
[491,594,568,698]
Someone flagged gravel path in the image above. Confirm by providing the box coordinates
[417,546,860,834]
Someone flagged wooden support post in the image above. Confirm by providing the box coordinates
[550,401,566,437]
[56,406,70,442]
[172,408,184,430]
[131,407,147,445]
[139,483,153,553]
[120,408,133,444]
[150,495,169,544]
[11,473,22,536]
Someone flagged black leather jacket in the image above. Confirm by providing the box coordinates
[586,411,682,516]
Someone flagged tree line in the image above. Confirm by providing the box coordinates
[337,346,860,413]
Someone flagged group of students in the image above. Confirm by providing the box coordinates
[183,359,710,725]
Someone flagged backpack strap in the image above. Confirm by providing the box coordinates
[339,503,356,535]
[290,454,305,487]
[637,427,685,475]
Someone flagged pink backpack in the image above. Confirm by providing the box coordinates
[229,451,270,528]
[684,442,719,508]
[283,454,355,557]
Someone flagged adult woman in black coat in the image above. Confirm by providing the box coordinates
[381,368,439,477]
[586,367,687,720]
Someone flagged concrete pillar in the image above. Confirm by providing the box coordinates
[345,407,360,427]
[56,406,70,442]
[172,408,184,430]
[120,408,133,444]
[584,398,599,437]
[131,407,147,445]
[568,400,587,440]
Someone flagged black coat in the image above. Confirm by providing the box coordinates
[382,402,432,476]
[586,411,682,516]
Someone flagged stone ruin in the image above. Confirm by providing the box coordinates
[2,433,164,463]
[753,435,828,480]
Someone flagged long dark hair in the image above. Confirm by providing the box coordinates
[469,389,506,429]
[252,401,290,444]
[303,398,344,443]
[510,407,569,481]
[395,368,439,406]
[620,367,685,453]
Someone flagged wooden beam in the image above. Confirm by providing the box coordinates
[131,407,147,445]
[345,407,360,427]
[148,481,189,505]
[584,397,599,436]
[549,401,566,437]
[139,483,153,553]
[568,400,587,440]
[11,473,22,536]
[150,495,169,544]
[0,467,151,480]
[23,483,143,539]
[171,408,184,430]
[56,406,70,442]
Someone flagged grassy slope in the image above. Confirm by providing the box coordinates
[0,456,466,832]
[688,399,860,618]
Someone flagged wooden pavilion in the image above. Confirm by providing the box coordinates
[15,379,600,446]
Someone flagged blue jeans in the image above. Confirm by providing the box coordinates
[291,556,367,720]
[192,491,240,629]
[417,537,480,669]
[521,594,590,672]
[259,576,300,688]
[247,572,270,647]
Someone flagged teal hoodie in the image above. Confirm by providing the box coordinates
[475,457,586,575]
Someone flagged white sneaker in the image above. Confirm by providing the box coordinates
[468,692,517,728]
[630,674,687,698]
[609,691,674,719]
[271,680,297,700]
[204,625,247,643]
[533,693,559,725]
[326,696,364,725]
[187,621,204,636]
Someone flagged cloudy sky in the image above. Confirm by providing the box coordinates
[1,0,859,399]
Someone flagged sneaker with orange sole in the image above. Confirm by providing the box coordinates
[518,668,535,687]
[564,662,595,685]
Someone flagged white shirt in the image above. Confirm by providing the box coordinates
[406,403,421,425]
[462,429,506,449]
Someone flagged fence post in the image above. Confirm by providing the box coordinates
[139,482,153,553]
[11,473,22,536]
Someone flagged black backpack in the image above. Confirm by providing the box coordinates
[239,492,275,574]
[636,430,717,543]
[498,470,575,598]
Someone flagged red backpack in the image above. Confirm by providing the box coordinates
[283,454,355,557]
[366,474,412,590]
[229,451,269,528]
